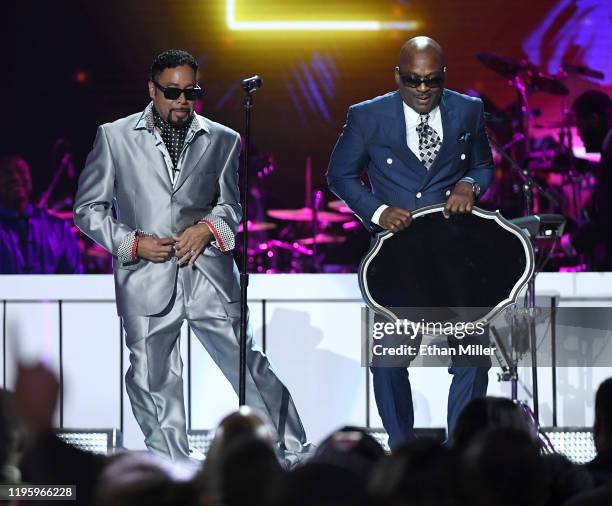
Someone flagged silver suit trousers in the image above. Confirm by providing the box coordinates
[122,264,310,461]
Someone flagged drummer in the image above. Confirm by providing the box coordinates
[560,90,612,270]
[0,155,83,274]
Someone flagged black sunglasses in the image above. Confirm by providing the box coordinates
[153,81,203,101]
[396,67,446,89]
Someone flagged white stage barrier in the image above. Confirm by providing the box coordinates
[1,273,611,449]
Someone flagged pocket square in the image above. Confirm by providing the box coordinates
[458,132,472,143]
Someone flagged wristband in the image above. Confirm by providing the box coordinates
[132,234,140,261]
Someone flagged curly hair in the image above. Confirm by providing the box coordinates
[150,49,199,81]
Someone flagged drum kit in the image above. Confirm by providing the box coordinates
[232,153,365,273]
[239,197,360,273]
[474,51,604,270]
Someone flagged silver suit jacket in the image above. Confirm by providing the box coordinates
[74,106,242,316]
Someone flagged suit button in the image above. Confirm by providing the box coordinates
[386,158,393,164]
[446,190,451,197]
[461,153,466,160]
[171,257,177,263]
[416,192,422,199]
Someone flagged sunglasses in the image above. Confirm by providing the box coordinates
[153,81,203,101]
[396,67,446,89]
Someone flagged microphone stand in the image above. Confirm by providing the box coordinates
[487,134,557,424]
[238,76,262,406]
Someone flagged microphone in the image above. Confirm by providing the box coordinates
[241,75,263,93]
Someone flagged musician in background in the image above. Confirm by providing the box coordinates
[560,90,612,270]
[0,156,82,274]
[327,36,494,449]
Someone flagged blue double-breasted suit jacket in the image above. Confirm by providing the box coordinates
[327,89,495,448]
[326,88,494,231]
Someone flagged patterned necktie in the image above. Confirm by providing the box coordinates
[416,113,441,169]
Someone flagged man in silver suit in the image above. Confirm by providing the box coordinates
[74,49,310,463]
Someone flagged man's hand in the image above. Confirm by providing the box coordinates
[173,223,214,265]
[443,182,474,218]
[379,206,412,233]
[137,236,175,263]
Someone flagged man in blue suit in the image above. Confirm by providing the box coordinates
[326,36,494,449]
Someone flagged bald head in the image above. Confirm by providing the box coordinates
[395,36,446,114]
[399,36,445,67]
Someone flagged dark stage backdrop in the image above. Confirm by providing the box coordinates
[1,0,610,243]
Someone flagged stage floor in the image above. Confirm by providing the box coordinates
[2,273,611,450]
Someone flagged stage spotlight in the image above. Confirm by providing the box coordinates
[226,0,418,31]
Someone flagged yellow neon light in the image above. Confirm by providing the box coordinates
[226,0,418,31]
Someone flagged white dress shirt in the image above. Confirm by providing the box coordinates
[371,103,443,225]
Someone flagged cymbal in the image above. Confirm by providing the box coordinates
[247,239,313,256]
[297,233,346,245]
[328,200,354,214]
[561,63,605,80]
[266,239,313,256]
[477,52,526,80]
[477,52,568,95]
[267,208,351,223]
[530,69,569,96]
[237,221,277,233]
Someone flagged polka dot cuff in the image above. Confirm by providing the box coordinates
[200,215,235,253]
[117,229,153,265]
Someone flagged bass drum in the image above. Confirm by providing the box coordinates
[359,205,534,328]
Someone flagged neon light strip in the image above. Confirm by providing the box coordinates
[226,0,418,31]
